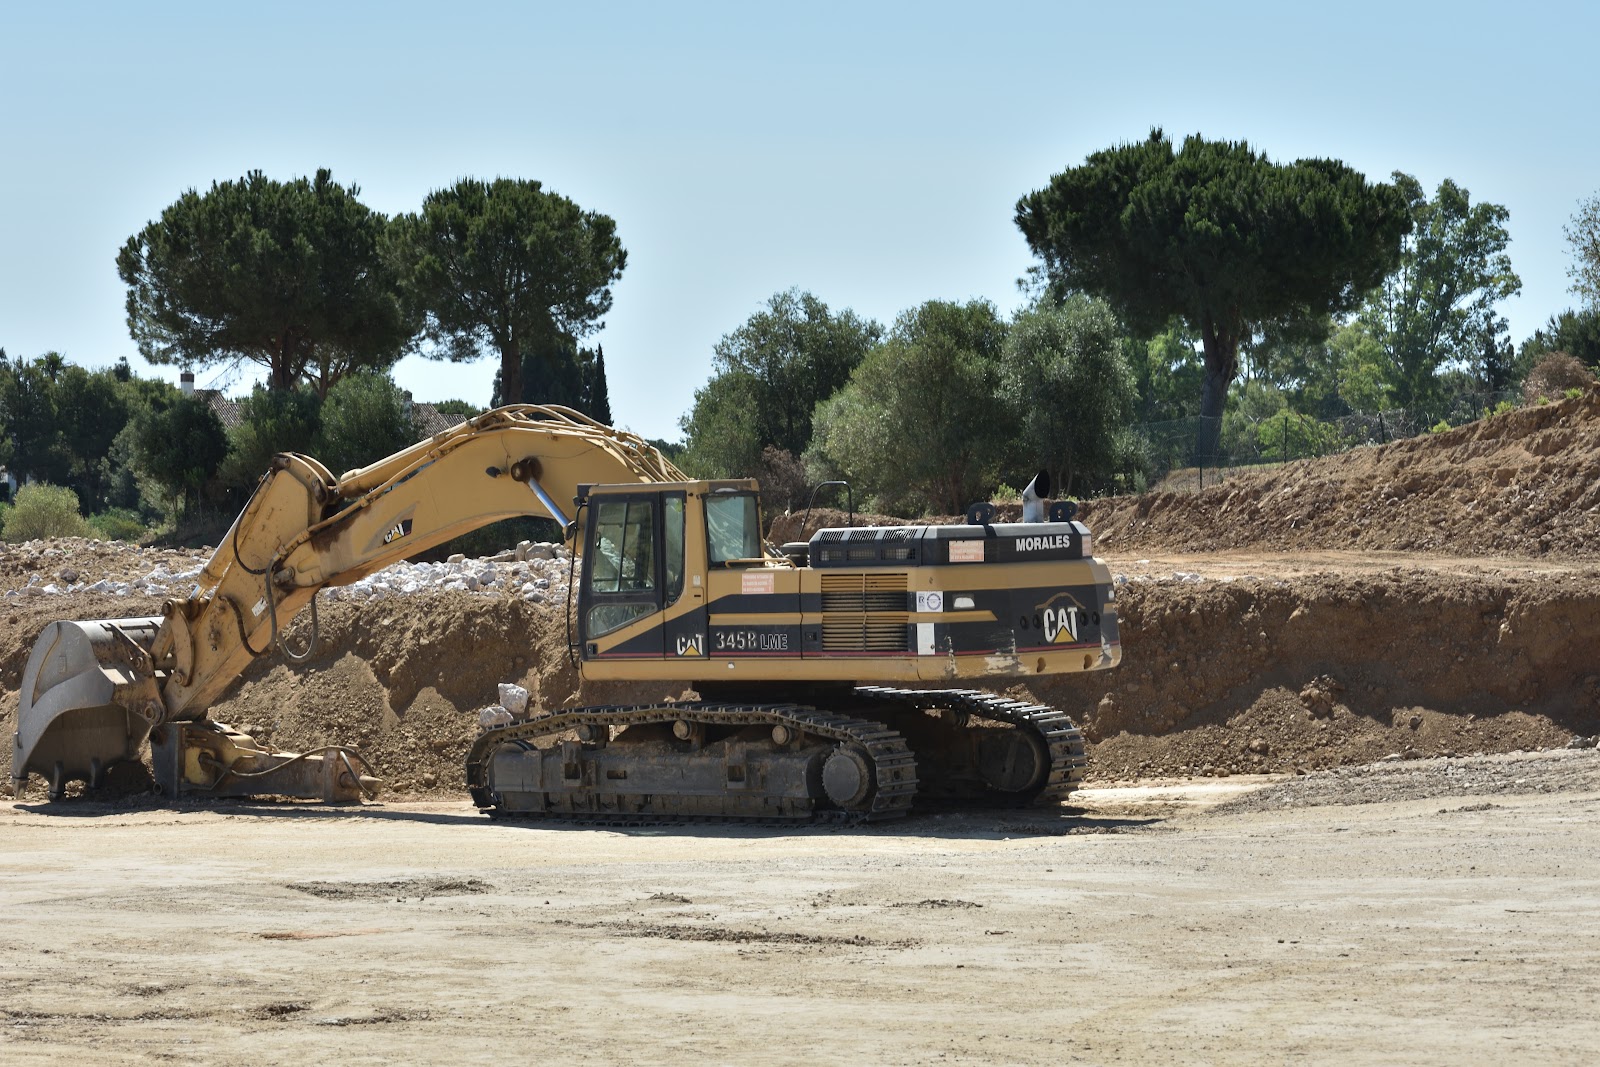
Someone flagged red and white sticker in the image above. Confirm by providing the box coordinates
[741,571,776,595]
[948,540,985,563]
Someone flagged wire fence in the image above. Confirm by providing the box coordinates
[1138,390,1520,492]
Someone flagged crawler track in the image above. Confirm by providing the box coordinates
[466,688,1085,826]
[855,686,1087,805]
[466,701,918,825]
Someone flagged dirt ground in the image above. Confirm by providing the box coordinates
[5,749,1600,1065]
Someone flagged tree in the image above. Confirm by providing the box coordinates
[53,364,129,513]
[1521,308,1600,373]
[130,392,229,519]
[808,300,1009,515]
[1015,130,1410,458]
[506,335,614,421]
[1357,174,1521,418]
[315,371,418,475]
[118,169,413,393]
[681,289,880,478]
[391,178,626,408]
[216,386,323,495]
[432,399,484,418]
[678,370,762,479]
[0,352,73,487]
[1567,191,1600,311]
[999,295,1137,496]
[1133,325,1205,421]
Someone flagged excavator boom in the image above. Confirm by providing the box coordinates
[12,405,682,800]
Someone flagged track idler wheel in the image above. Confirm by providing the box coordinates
[821,745,874,809]
[977,730,1049,795]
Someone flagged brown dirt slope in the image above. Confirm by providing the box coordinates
[1031,568,1600,780]
[1079,385,1600,559]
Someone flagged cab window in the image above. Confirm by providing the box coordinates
[664,494,685,604]
[706,493,761,564]
[590,498,656,593]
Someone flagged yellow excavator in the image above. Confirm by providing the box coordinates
[13,404,1120,822]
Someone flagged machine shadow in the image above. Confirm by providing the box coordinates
[12,797,1162,838]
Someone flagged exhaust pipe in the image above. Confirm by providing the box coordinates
[1021,470,1051,524]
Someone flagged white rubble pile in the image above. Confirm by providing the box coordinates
[5,559,208,599]
[322,543,572,605]
[3,540,571,607]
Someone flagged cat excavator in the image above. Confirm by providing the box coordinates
[13,404,1121,823]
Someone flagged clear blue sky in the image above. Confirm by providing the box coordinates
[2,1,1595,441]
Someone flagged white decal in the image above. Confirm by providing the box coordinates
[915,591,943,612]
[1015,534,1076,552]
[1042,605,1081,644]
[675,633,706,656]
[741,571,776,595]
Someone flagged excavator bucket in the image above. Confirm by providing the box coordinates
[12,618,164,800]
[13,617,380,803]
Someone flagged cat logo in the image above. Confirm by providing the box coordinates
[382,518,414,546]
[675,633,705,656]
[1036,591,1089,645]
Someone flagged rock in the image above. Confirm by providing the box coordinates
[498,683,531,717]
[1567,736,1598,750]
[478,705,513,729]
[58,568,80,584]
[1248,737,1269,755]
[1409,714,1423,730]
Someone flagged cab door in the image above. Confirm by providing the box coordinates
[580,492,664,658]
[579,491,705,661]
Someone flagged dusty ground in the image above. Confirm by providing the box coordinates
[5,750,1600,1065]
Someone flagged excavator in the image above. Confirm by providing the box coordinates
[13,404,1121,823]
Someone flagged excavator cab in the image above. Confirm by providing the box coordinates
[575,480,764,665]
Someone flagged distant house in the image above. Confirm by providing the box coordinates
[405,395,470,438]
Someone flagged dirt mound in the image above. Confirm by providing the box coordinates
[1079,386,1600,559]
[203,591,677,796]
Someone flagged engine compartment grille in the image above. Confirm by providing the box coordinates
[819,573,909,652]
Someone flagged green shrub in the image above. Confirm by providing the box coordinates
[88,508,148,542]
[1430,419,1452,434]
[2,483,92,542]
[1566,387,1585,400]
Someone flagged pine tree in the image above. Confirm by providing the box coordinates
[586,345,613,424]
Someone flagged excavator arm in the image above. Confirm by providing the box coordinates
[12,404,684,801]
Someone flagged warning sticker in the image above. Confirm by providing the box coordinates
[948,540,985,563]
[915,591,943,613]
[741,571,776,595]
